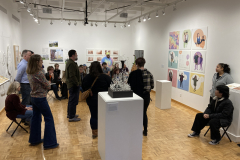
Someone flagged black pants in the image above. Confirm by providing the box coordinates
[61,83,68,98]
[86,94,98,130]
[20,83,31,105]
[51,84,60,98]
[67,86,80,119]
[142,93,150,132]
[56,80,62,89]
[210,96,213,104]
[191,113,221,140]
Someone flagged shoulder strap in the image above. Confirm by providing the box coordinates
[90,77,98,89]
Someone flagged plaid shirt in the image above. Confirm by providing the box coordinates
[142,69,154,92]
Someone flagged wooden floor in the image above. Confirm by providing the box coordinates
[0,92,240,160]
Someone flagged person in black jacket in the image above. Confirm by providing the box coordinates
[128,57,154,136]
[54,63,62,90]
[82,61,112,139]
[188,85,234,145]
[45,66,62,100]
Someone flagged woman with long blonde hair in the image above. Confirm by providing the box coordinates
[27,54,58,149]
[5,81,33,125]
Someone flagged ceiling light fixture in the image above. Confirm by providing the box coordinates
[148,14,151,20]
[91,22,93,26]
[68,21,71,26]
[20,0,25,4]
[156,11,159,17]
[162,9,165,15]
[128,22,130,27]
[114,23,116,28]
[27,7,31,12]
[74,21,77,26]
[104,22,107,27]
[143,16,146,22]
[95,22,98,27]
[34,18,38,23]
[124,23,127,28]
[50,20,53,25]
[30,11,34,16]
[24,3,28,8]
[173,4,177,11]
[138,17,141,23]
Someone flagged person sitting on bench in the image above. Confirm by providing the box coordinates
[5,81,33,126]
[45,66,62,100]
[188,85,234,145]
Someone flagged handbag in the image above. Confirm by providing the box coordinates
[81,77,98,101]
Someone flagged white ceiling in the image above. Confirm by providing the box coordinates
[16,0,185,23]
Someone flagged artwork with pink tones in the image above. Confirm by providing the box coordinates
[178,51,191,71]
[167,68,177,88]
[190,51,206,74]
[169,31,180,49]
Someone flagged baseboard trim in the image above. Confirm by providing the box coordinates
[171,99,202,113]
[0,107,5,115]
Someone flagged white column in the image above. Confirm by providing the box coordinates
[155,80,172,110]
[98,92,143,160]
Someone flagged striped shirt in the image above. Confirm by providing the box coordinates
[28,70,51,98]
[142,69,154,92]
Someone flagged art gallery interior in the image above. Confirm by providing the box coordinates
[0,0,240,159]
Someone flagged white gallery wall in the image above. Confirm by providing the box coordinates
[21,13,134,73]
[0,0,22,111]
[131,0,240,112]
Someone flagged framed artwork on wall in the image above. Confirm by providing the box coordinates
[178,51,191,71]
[189,72,205,96]
[177,70,190,92]
[86,49,95,55]
[96,49,103,55]
[86,56,94,63]
[13,45,20,70]
[169,31,180,49]
[179,29,192,50]
[192,27,208,50]
[190,51,206,74]
[50,48,64,63]
[168,51,178,69]
[167,68,177,87]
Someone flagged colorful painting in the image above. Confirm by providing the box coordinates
[178,51,190,71]
[169,31,180,49]
[177,70,190,91]
[167,68,177,88]
[50,49,63,63]
[189,73,205,96]
[180,29,192,50]
[192,27,207,50]
[49,41,58,47]
[168,51,178,69]
[190,51,206,74]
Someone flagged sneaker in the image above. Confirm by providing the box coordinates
[188,132,199,138]
[209,139,220,145]
[67,115,79,118]
[69,117,81,122]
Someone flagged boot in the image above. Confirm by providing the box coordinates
[92,129,98,139]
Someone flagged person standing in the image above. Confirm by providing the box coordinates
[210,63,234,103]
[128,58,154,136]
[15,50,32,105]
[101,52,114,70]
[27,54,58,150]
[82,61,112,138]
[179,73,184,88]
[65,50,81,122]
[194,53,199,70]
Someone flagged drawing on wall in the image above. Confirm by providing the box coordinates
[42,48,49,60]
[86,49,95,55]
[189,73,205,96]
[178,51,190,71]
[86,56,94,63]
[49,41,58,47]
[169,31,180,49]
[50,49,63,63]
[167,68,177,87]
[191,51,206,74]
[168,51,178,69]
[180,29,192,50]
[192,27,207,50]
[96,50,103,55]
[112,56,119,62]
[105,49,111,55]
[13,45,21,69]
[177,70,190,91]
[112,50,119,56]
[96,56,103,62]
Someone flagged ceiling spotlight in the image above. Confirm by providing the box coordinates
[27,7,31,12]
[91,22,93,26]
[38,19,40,25]
[173,4,177,11]
[162,9,165,15]
[114,23,116,28]
[50,20,53,25]
[104,22,107,27]
[138,17,141,23]
[148,14,151,20]
[61,19,63,23]
[24,3,28,8]
[34,18,38,23]
[143,16,146,22]
[30,11,33,16]
[128,22,130,27]
[68,21,71,26]
[124,23,127,28]
[156,11,159,17]
[20,0,25,4]
[74,21,77,26]
[121,25,124,29]
[95,22,98,27]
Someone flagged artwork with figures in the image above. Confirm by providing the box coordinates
[86,49,95,55]
[50,49,63,63]
[192,27,208,50]
[169,31,179,49]
[167,68,177,87]
[105,49,111,55]
[189,73,205,96]
[178,51,191,71]
[13,45,21,69]
[177,70,190,91]
[190,51,206,74]
[96,56,103,62]
[86,56,94,63]
[180,29,192,50]
[168,51,178,69]
[96,49,103,55]
[112,56,119,62]
[112,50,119,55]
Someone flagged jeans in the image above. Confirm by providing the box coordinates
[16,110,33,123]
[29,97,58,148]
[20,83,31,105]
[191,113,221,140]
[67,86,80,119]
[86,94,98,130]
[51,84,60,98]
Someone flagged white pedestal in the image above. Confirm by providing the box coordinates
[98,92,143,160]
[155,80,172,110]
[220,90,240,142]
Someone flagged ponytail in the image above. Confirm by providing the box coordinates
[219,63,231,74]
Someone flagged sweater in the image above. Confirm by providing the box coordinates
[65,59,81,89]
[5,94,26,121]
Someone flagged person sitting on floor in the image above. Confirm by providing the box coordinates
[45,66,62,100]
[188,85,234,145]
[5,81,33,126]
[112,67,120,79]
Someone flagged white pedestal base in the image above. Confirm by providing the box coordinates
[155,80,172,110]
